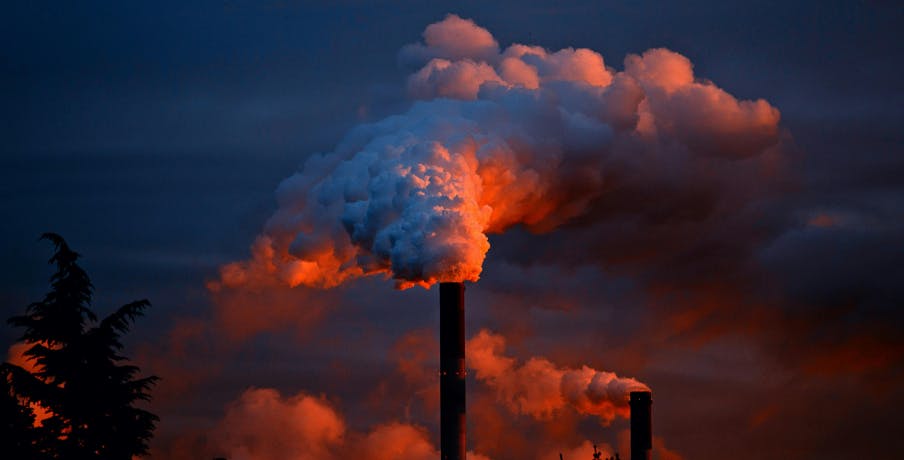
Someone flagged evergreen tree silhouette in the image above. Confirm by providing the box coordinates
[1,363,45,458]
[6,233,159,459]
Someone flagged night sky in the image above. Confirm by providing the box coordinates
[2,1,903,459]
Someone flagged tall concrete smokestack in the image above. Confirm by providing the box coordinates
[440,282,466,460]
[630,391,652,460]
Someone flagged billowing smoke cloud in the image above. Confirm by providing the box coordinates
[205,387,490,460]
[468,329,648,425]
[213,388,345,460]
[215,13,783,290]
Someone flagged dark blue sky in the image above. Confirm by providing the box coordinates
[2,2,903,459]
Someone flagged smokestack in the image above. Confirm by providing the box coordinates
[629,391,652,460]
[440,282,466,460]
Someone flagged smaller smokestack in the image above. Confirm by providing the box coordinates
[630,391,652,460]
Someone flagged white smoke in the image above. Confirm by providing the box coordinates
[467,329,648,425]
[216,14,781,290]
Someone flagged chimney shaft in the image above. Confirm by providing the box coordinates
[630,391,652,460]
[440,282,466,460]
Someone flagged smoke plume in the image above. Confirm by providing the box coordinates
[214,14,782,290]
[204,387,490,460]
[212,388,344,460]
[467,329,648,425]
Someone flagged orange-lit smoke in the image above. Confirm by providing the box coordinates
[206,387,491,460]
[467,329,649,425]
[215,14,783,291]
[212,388,344,460]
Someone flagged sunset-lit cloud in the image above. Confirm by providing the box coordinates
[216,14,784,292]
[197,387,492,460]
[213,388,345,460]
[399,14,501,65]
[468,329,648,425]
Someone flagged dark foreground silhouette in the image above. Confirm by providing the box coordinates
[2,234,158,459]
[559,444,621,460]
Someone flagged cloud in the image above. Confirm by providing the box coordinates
[212,388,345,460]
[468,329,648,425]
[199,387,492,460]
[350,422,437,460]
[399,14,500,66]
[390,328,440,415]
[218,15,784,291]
[408,58,505,100]
[516,47,612,87]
